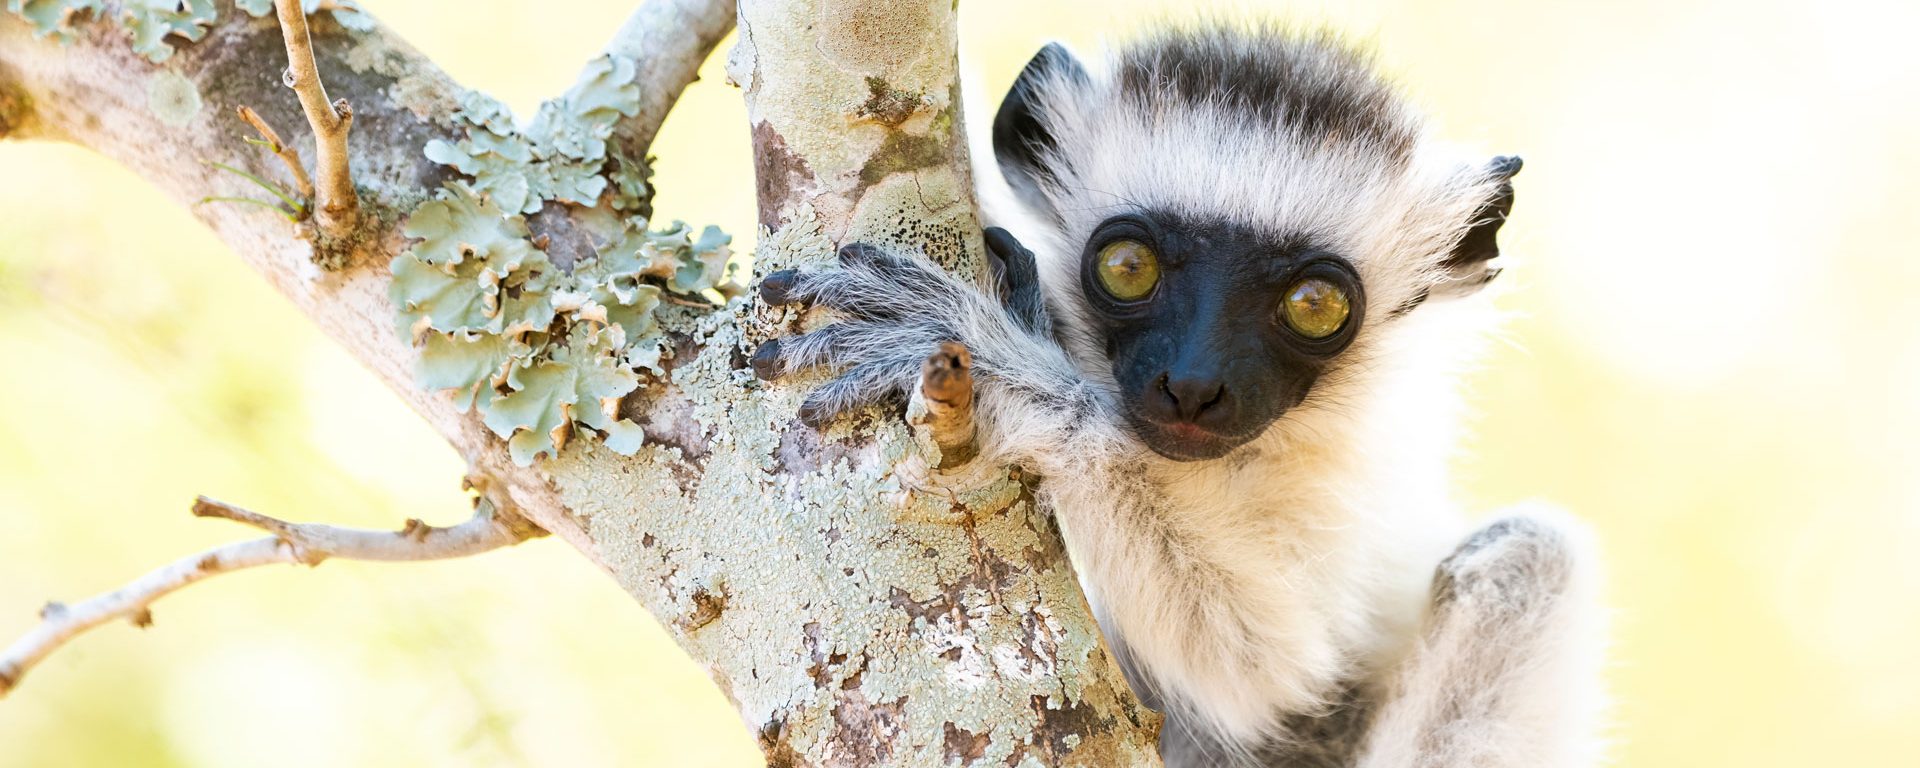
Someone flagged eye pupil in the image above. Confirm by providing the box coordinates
[1282,277,1351,339]
[1095,240,1160,301]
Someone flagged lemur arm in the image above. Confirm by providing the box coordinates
[1356,509,1606,768]
[752,230,1119,471]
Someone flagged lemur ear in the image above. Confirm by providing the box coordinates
[993,42,1089,218]
[1429,155,1522,300]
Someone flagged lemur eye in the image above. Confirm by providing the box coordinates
[1095,240,1160,301]
[1281,277,1352,339]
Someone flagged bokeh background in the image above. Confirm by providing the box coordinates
[3,0,1917,765]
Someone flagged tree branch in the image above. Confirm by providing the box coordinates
[0,495,541,698]
[604,0,737,161]
[235,104,315,207]
[273,0,355,229]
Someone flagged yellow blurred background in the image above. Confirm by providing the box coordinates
[3,0,1917,765]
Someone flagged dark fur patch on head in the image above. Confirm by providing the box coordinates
[1114,25,1417,162]
[994,42,1091,217]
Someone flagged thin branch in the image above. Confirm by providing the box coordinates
[273,0,356,229]
[603,0,737,159]
[917,342,979,468]
[236,104,315,206]
[0,495,542,698]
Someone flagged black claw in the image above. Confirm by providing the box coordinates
[983,227,1050,335]
[759,269,801,306]
[838,242,886,267]
[1490,155,1524,179]
[983,227,1021,258]
[985,237,1013,300]
[751,339,784,380]
[796,401,832,430]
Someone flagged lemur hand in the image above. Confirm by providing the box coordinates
[751,228,1052,428]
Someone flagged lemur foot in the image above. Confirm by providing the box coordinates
[753,230,1050,428]
[1361,510,1602,768]
[1431,514,1578,623]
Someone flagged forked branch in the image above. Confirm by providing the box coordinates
[273,0,355,229]
[0,494,542,698]
[236,104,315,206]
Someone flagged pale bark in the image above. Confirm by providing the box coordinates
[0,1,1160,764]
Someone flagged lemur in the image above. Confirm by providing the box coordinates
[753,23,1604,767]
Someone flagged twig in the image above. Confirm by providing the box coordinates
[235,104,315,206]
[0,495,543,698]
[273,0,356,229]
[603,0,737,158]
[918,342,978,469]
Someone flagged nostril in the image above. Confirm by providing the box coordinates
[1198,384,1224,411]
[1164,374,1226,422]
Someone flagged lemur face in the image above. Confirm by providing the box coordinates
[1075,212,1365,460]
[991,29,1517,462]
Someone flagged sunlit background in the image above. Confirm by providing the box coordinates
[2,0,1916,765]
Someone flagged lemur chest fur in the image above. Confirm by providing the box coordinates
[1035,443,1436,740]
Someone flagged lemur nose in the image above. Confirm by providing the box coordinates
[1159,372,1226,422]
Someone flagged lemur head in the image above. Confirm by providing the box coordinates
[991,25,1519,462]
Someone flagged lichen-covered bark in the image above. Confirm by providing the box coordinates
[0,2,1159,764]
[723,3,1158,757]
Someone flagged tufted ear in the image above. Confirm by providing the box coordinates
[1427,156,1522,300]
[992,42,1089,219]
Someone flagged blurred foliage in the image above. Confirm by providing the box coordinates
[2,0,1917,766]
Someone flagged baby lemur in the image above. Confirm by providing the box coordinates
[754,22,1603,767]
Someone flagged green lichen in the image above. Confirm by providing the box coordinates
[146,69,202,127]
[5,0,102,43]
[390,203,728,464]
[422,55,641,215]
[6,0,373,62]
[395,56,732,466]
[121,0,214,62]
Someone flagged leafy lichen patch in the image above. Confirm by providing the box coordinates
[392,55,733,466]
[145,68,201,127]
[5,0,371,63]
[422,56,641,215]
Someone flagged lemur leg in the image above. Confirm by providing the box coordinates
[1356,507,1605,768]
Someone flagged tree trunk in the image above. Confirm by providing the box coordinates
[0,1,1160,764]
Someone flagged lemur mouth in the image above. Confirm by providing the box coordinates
[1132,418,1255,462]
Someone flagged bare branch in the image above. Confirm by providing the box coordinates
[604,0,737,158]
[273,0,355,229]
[235,104,315,207]
[917,341,979,468]
[0,496,541,698]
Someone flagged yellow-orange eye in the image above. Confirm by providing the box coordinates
[1281,277,1351,339]
[1095,239,1160,301]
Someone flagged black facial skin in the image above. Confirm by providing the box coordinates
[1080,213,1365,462]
